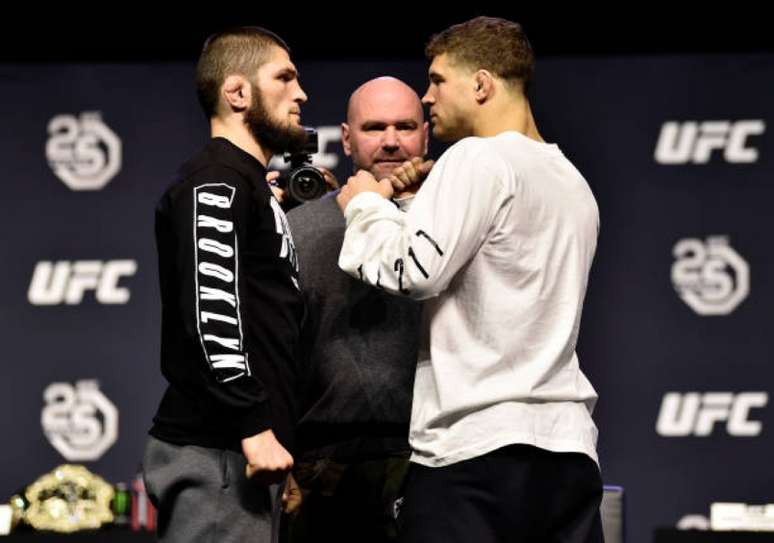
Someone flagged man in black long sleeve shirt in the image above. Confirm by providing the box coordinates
[143,27,307,543]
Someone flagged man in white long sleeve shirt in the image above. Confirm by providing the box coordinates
[336,16,603,543]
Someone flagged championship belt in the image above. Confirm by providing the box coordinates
[20,465,114,532]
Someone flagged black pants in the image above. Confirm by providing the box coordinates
[288,456,409,543]
[397,444,603,543]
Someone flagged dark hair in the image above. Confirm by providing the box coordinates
[196,26,290,118]
[426,16,534,92]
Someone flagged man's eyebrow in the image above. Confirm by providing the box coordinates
[277,66,298,78]
[361,120,387,129]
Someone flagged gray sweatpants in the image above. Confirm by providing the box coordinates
[143,436,282,543]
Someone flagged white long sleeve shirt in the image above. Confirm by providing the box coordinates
[339,131,600,467]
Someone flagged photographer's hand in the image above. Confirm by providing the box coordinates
[318,167,341,192]
[266,171,285,203]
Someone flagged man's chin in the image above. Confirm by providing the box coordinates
[432,124,461,143]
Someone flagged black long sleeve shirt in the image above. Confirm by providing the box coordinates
[149,137,303,453]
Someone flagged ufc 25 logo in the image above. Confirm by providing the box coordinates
[42,380,118,461]
[656,392,768,437]
[655,120,765,164]
[46,112,122,190]
[28,260,137,305]
[672,237,749,316]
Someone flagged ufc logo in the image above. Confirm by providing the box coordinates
[656,392,767,437]
[28,260,137,305]
[654,120,765,164]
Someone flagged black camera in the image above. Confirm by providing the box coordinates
[276,127,327,205]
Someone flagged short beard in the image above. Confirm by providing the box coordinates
[244,85,307,155]
[433,119,469,143]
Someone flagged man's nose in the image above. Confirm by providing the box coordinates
[382,126,399,150]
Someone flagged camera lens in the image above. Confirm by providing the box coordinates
[288,166,326,202]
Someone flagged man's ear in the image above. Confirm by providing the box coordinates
[473,70,495,103]
[222,75,251,112]
[341,122,352,157]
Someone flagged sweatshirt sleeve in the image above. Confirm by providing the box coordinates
[169,166,272,439]
[338,139,511,300]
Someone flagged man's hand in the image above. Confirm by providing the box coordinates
[266,171,285,203]
[318,167,341,191]
[337,170,393,212]
[242,429,293,485]
[282,473,303,515]
[386,157,434,193]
